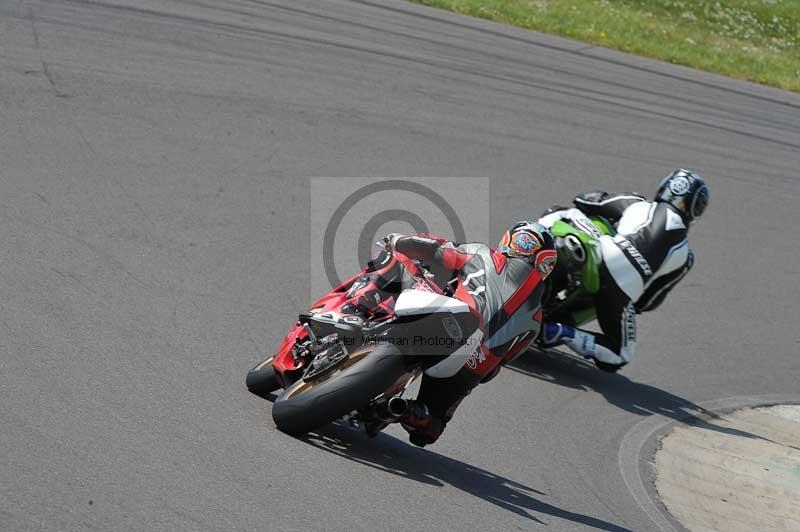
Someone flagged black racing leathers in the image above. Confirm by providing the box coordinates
[539,191,694,369]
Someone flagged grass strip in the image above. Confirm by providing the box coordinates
[409,0,800,92]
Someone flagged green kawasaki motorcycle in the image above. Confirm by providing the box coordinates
[539,214,620,371]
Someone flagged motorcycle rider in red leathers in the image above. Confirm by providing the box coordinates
[383,221,557,446]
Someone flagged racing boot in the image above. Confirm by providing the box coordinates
[538,322,575,348]
[398,400,444,447]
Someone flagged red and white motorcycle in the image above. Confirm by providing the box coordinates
[246,242,481,436]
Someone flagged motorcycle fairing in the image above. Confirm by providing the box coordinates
[394,289,470,316]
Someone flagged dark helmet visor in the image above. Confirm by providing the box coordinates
[691,185,709,219]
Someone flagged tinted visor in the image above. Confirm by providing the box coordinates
[692,185,709,219]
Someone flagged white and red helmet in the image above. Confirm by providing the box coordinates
[498,221,557,278]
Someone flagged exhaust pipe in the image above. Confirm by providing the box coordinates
[386,396,409,418]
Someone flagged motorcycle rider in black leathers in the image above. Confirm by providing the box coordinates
[384,222,557,446]
[537,169,710,372]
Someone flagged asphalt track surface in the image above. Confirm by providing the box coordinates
[2,1,799,531]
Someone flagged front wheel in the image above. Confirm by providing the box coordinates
[594,360,622,373]
[246,356,281,397]
[271,344,407,435]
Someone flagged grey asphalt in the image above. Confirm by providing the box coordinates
[1,1,799,531]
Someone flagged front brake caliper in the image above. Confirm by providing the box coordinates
[302,337,349,380]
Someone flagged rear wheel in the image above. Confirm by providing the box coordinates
[246,356,281,397]
[272,344,406,435]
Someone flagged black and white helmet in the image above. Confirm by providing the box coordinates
[654,169,709,223]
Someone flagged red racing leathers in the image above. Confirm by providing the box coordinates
[392,234,553,426]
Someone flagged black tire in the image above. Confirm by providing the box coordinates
[246,356,281,397]
[272,344,406,435]
[595,360,622,373]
